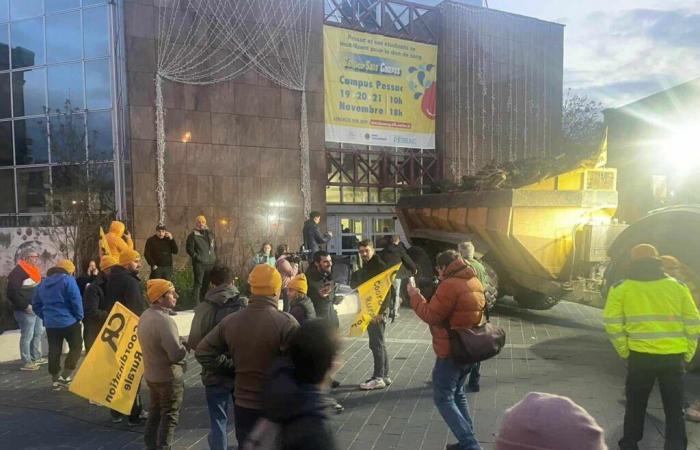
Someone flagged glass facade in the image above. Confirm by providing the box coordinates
[0,0,115,226]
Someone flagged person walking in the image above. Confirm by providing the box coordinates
[604,243,700,450]
[352,239,391,390]
[186,215,216,302]
[138,279,188,450]
[287,274,316,325]
[32,259,84,391]
[380,235,417,319]
[303,211,332,255]
[188,265,247,450]
[7,249,45,371]
[82,255,117,351]
[144,224,179,281]
[407,249,486,450]
[195,264,299,446]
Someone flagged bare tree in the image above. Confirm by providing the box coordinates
[562,89,605,152]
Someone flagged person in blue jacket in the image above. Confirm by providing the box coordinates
[33,259,84,391]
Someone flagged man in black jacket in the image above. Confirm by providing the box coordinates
[303,211,332,255]
[353,239,391,390]
[187,215,217,302]
[381,235,417,319]
[306,251,337,327]
[82,255,117,351]
[104,248,146,424]
[144,225,178,280]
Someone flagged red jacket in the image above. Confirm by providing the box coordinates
[410,258,485,358]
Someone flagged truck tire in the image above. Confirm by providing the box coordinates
[514,288,559,310]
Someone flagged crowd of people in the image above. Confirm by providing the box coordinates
[9,209,700,450]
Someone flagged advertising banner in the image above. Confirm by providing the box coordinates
[324,26,437,149]
[349,263,401,337]
[69,302,144,414]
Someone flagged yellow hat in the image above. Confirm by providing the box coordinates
[147,279,175,303]
[287,273,308,295]
[248,264,282,297]
[119,248,141,266]
[99,255,118,271]
[630,243,659,262]
[196,215,207,224]
[56,259,75,275]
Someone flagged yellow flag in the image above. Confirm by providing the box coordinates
[69,302,144,414]
[348,263,402,337]
[99,226,112,257]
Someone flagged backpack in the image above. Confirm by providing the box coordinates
[243,418,282,450]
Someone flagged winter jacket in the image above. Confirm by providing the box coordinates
[604,257,700,362]
[6,262,40,311]
[381,242,417,279]
[351,254,391,317]
[105,221,134,258]
[252,253,276,267]
[195,295,299,410]
[138,304,188,383]
[263,358,338,450]
[303,219,330,254]
[289,295,316,325]
[186,229,216,266]
[76,273,97,297]
[188,284,248,387]
[33,268,84,329]
[104,265,146,316]
[144,234,179,268]
[410,258,485,358]
[306,265,336,323]
[83,273,109,350]
[276,256,299,289]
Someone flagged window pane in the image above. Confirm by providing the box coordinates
[0,73,10,119]
[17,215,51,226]
[83,0,108,5]
[50,112,85,162]
[45,0,80,13]
[0,169,14,213]
[85,59,110,109]
[48,63,84,112]
[10,0,42,20]
[14,117,48,164]
[89,162,114,212]
[0,24,8,70]
[83,5,108,58]
[17,166,49,213]
[52,164,87,211]
[46,11,81,63]
[0,1,8,23]
[12,68,46,116]
[11,18,45,68]
[87,110,111,160]
[0,120,12,165]
[0,215,16,226]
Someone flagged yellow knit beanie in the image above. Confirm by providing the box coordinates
[119,248,141,266]
[147,279,174,303]
[196,215,207,225]
[248,264,282,297]
[99,255,118,271]
[56,259,75,275]
[287,273,308,295]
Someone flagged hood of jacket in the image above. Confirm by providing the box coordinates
[204,284,241,306]
[42,271,70,289]
[626,257,666,282]
[442,258,476,281]
[109,220,125,237]
[264,358,329,423]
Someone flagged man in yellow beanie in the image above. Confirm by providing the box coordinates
[196,264,299,446]
[138,279,188,450]
[104,248,147,424]
[82,255,118,351]
[288,274,316,325]
[605,243,700,449]
[186,215,216,303]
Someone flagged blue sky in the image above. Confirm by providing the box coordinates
[417,0,700,107]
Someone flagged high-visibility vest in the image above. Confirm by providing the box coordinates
[604,276,700,362]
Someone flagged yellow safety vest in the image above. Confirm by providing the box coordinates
[604,276,700,362]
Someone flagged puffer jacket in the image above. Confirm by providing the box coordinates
[105,220,134,258]
[410,258,485,358]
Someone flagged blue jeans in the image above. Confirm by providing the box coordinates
[432,357,481,450]
[205,384,234,450]
[13,310,43,363]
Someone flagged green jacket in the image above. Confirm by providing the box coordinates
[604,258,700,362]
[186,229,216,265]
[465,257,489,288]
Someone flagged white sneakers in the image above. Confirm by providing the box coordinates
[360,377,387,390]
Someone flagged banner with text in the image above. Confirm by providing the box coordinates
[324,26,437,149]
[69,302,144,415]
[349,263,401,337]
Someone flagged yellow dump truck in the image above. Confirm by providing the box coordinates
[397,167,628,309]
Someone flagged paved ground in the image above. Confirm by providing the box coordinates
[2,299,700,449]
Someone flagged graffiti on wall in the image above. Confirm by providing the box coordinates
[0,228,72,276]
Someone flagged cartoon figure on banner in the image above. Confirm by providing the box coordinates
[408,64,436,119]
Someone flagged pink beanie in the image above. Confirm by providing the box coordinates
[495,392,607,450]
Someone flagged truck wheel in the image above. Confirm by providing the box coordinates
[514,289,560,310]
